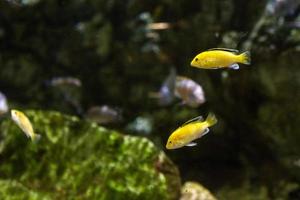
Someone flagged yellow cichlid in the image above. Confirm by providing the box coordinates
[190,48,251,70]
[11,109,41,141]
[166,113,217,149]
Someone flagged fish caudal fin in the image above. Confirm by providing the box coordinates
[205,113,217,127]
[238,51,251,65]
[32,133,41,142]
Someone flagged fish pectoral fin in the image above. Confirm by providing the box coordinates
[181,116,204,126]
[229,63,239,70]
[201,128,210,137]
[185,142,197,147]
[207,48,239,53]
[197,128,210,139]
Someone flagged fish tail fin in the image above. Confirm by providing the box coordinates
[238,51,251,65]
[205,113,218,127]
[32,133,41,142]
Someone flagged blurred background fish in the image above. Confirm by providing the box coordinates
[46,77,83,115]
[150,69,205,107]
[149,68,176,106]
[266,0,300,18]
[175,76,206,108]
[0,92,9,115]
[85,105,122,124]
[5,0,39,6]
[47,77,82,88]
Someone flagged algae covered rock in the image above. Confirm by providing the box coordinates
[0,110,181,200]
[0,179,52,200]
[180,182,217,200]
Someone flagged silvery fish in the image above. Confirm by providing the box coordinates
[0,92,8,115]
[48,77,82,87]
[175,76,205,107]
[266,0,300,17]
[85,105,121,124]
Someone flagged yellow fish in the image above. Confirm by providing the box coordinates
[166,113,217,149]
[11,109,41,141]
[190,48,251,70]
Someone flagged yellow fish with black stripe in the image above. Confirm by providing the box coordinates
[190,48,251,70]
[166,113,217,149]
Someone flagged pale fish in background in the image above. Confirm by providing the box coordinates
[46,76,83,115]
[0,92,9,115]
[175,76,205,108]
[5,0,39,6]
[11,109,41,141]
[266,0,300,17]
[166,113,218,150]
[126,116,153,135]
[149,68,176,106]
[47,77,82,87]
[85,105,122,124]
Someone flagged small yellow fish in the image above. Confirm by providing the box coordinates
[166,113,217,149]
[190,48,251,70]
[11,109,41,141]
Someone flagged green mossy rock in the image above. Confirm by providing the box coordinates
[0,110,181,200]
[0,179,52,200]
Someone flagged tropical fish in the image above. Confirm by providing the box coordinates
[149,68,176,106]
[175,76,205,107]
[266,0,300,17]
[166,113,217,149]
[85,105,122,124]
[11,109,41,141]
[47,77,82,87]
[190,48,251,70]
[0,92,8,115]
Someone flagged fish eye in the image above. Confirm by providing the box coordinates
[169,141,172,144]
[195,58,198,62]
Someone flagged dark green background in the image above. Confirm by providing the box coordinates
[0,0,300,199]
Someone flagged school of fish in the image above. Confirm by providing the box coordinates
[164,47,251,149]
[1,48,250,151]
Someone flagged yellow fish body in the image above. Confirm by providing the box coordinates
[166,113,217,149]
[11,109,40,141]
[190,48,251,70]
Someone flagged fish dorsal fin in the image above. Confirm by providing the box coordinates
[185,142,197,147]
[162,67,177,93]
[207,48,239,53]
[181,116,204,126]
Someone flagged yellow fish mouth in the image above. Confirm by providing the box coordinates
[190,59,197,67]
[190,60,194,66]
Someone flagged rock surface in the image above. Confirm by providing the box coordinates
[0,110,181,200]
[180,181,217,200]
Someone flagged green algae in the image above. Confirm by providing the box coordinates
[0,110,181,200]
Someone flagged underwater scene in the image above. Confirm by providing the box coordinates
[0,0,300,199]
